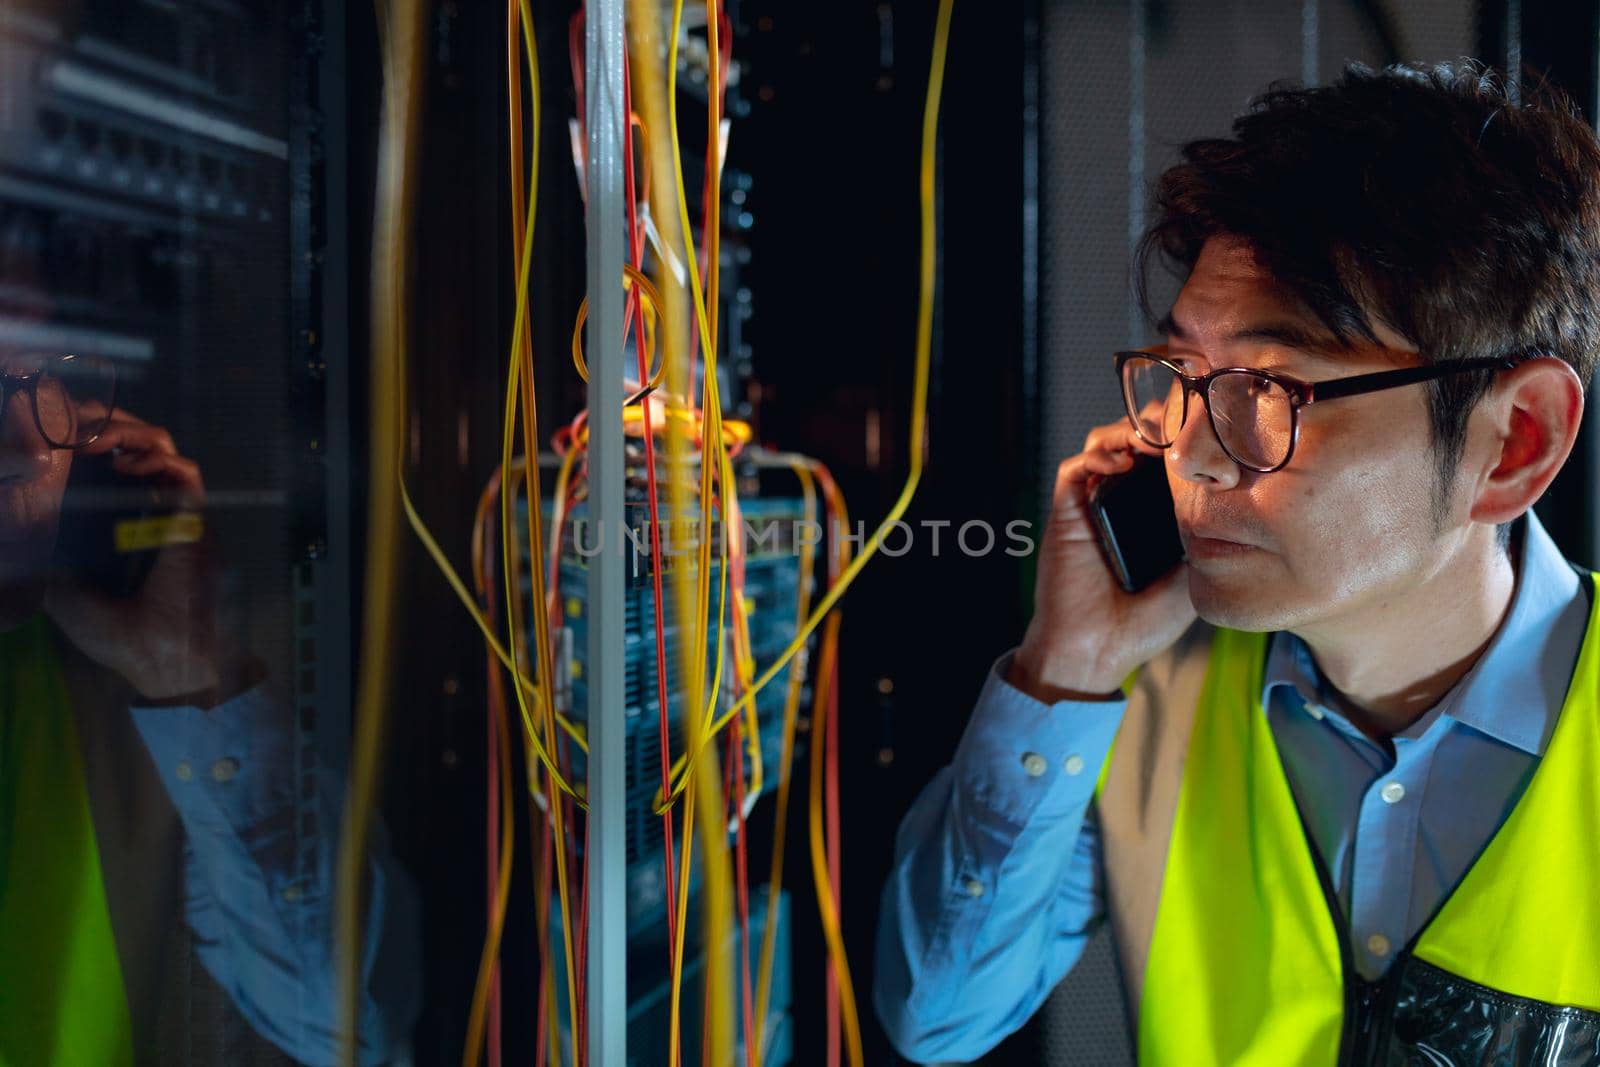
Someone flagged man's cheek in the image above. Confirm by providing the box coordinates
[0,488,66,578]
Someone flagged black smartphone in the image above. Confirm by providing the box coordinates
[53,452,176,599]
[1087,453,1184,593]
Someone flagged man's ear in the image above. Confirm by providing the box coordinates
[1467,357,1586,527]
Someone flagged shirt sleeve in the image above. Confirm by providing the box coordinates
[129,686,423,1067]
[873,649,1128,1065]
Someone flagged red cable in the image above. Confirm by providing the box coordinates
[731,705,757,1067]
[555,725,584,1061]
[534,800,555,1067]
[704,717,741,1067]
[824,652,843,1067]
[702,681,755,1067]
[622,49,686,1001]
[568,12,586,147]
[810,460,846,1067]
[487,665,504,1067]
[483,515,505,1067]
[575,808,593,1060]
[688,3,732,413]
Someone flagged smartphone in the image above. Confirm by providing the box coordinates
[1087,452,1184,593]
[53,452,176,599]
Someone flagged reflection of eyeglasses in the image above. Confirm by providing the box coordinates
[1116,347,1518,473]
[0,353,118,450]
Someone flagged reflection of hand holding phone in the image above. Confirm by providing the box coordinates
[54,450,179,600]
[47,409,221,702]
[1087,453,1184,593]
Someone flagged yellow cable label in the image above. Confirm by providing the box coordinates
[113,512,204,553]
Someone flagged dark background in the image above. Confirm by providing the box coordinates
[8,0,1597,1063]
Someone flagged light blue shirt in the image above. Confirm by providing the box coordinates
[131,684,422,1066]
[873,510,1589,1064]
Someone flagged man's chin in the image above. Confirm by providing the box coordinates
[1187,568,1297,633]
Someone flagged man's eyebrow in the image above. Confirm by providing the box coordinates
[1158,311,1341,357]
[1156,311,1188,340]
[1231,321,1344,355]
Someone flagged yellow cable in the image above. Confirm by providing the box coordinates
[746,453,858,1066]
[702,0,722,365]
[337,1,421,1061]
[571,264,667,385]
[617,403,751,448]
[662,0,728,786]
[622,1,732,1062]
[752,462,819,1059]
[808,616,860,1067]
[463,651,516,1067]
[665,744,699,1067]
[464,4,537,1059]
[495,3,581,1057]
[669,2,738,1057]
[653,0,955,816]
[378,0,586,800]
[729,547,762,806]
[401,469,588,769]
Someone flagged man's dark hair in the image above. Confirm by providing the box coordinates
[1136,60,1600,545]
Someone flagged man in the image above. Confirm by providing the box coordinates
[0,357,419,1060]
[875,61,1600,1064]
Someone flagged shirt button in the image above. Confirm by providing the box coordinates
[1380,782,1406,804]
[1306,704,1326,721]
[283,885,303,903]
[1366,933,1391,957]
[962,878,985,898]
[1020,752,1048,778]
[175,761,193,782]
[211,757,240,783]
[1063,754,1086,777]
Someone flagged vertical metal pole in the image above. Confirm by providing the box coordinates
[584,0,628,1062]
[1126,0,1146,349]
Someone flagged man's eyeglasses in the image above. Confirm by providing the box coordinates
[1116,347,1517,473]
[0,352,118,450]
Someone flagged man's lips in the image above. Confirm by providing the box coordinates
[1178,523,1260,559]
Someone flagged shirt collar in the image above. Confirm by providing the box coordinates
[1263,509,1587,755]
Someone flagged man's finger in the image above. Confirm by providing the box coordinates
[110,450,206,502]
[78,417,177,458]
[1084,446,1138,471]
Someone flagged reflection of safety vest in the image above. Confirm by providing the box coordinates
[0,614,134,1067]
[1096,575,1600,1065]
[0,617,296,1067]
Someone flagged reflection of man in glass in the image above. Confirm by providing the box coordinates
[0,350,421,1065]
[0,67,419,1067]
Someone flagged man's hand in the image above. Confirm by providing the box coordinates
[44,408,226,703]
[1010,416,1197,701]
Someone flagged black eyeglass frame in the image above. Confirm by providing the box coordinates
[0,353,118,450]
[1113,347,1519,474]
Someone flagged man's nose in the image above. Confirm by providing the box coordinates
[0,389,52,484]
[1167,391,1242,489]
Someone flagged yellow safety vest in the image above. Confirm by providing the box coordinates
[1107,576,1600,1065]
[0,614,134,1067]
